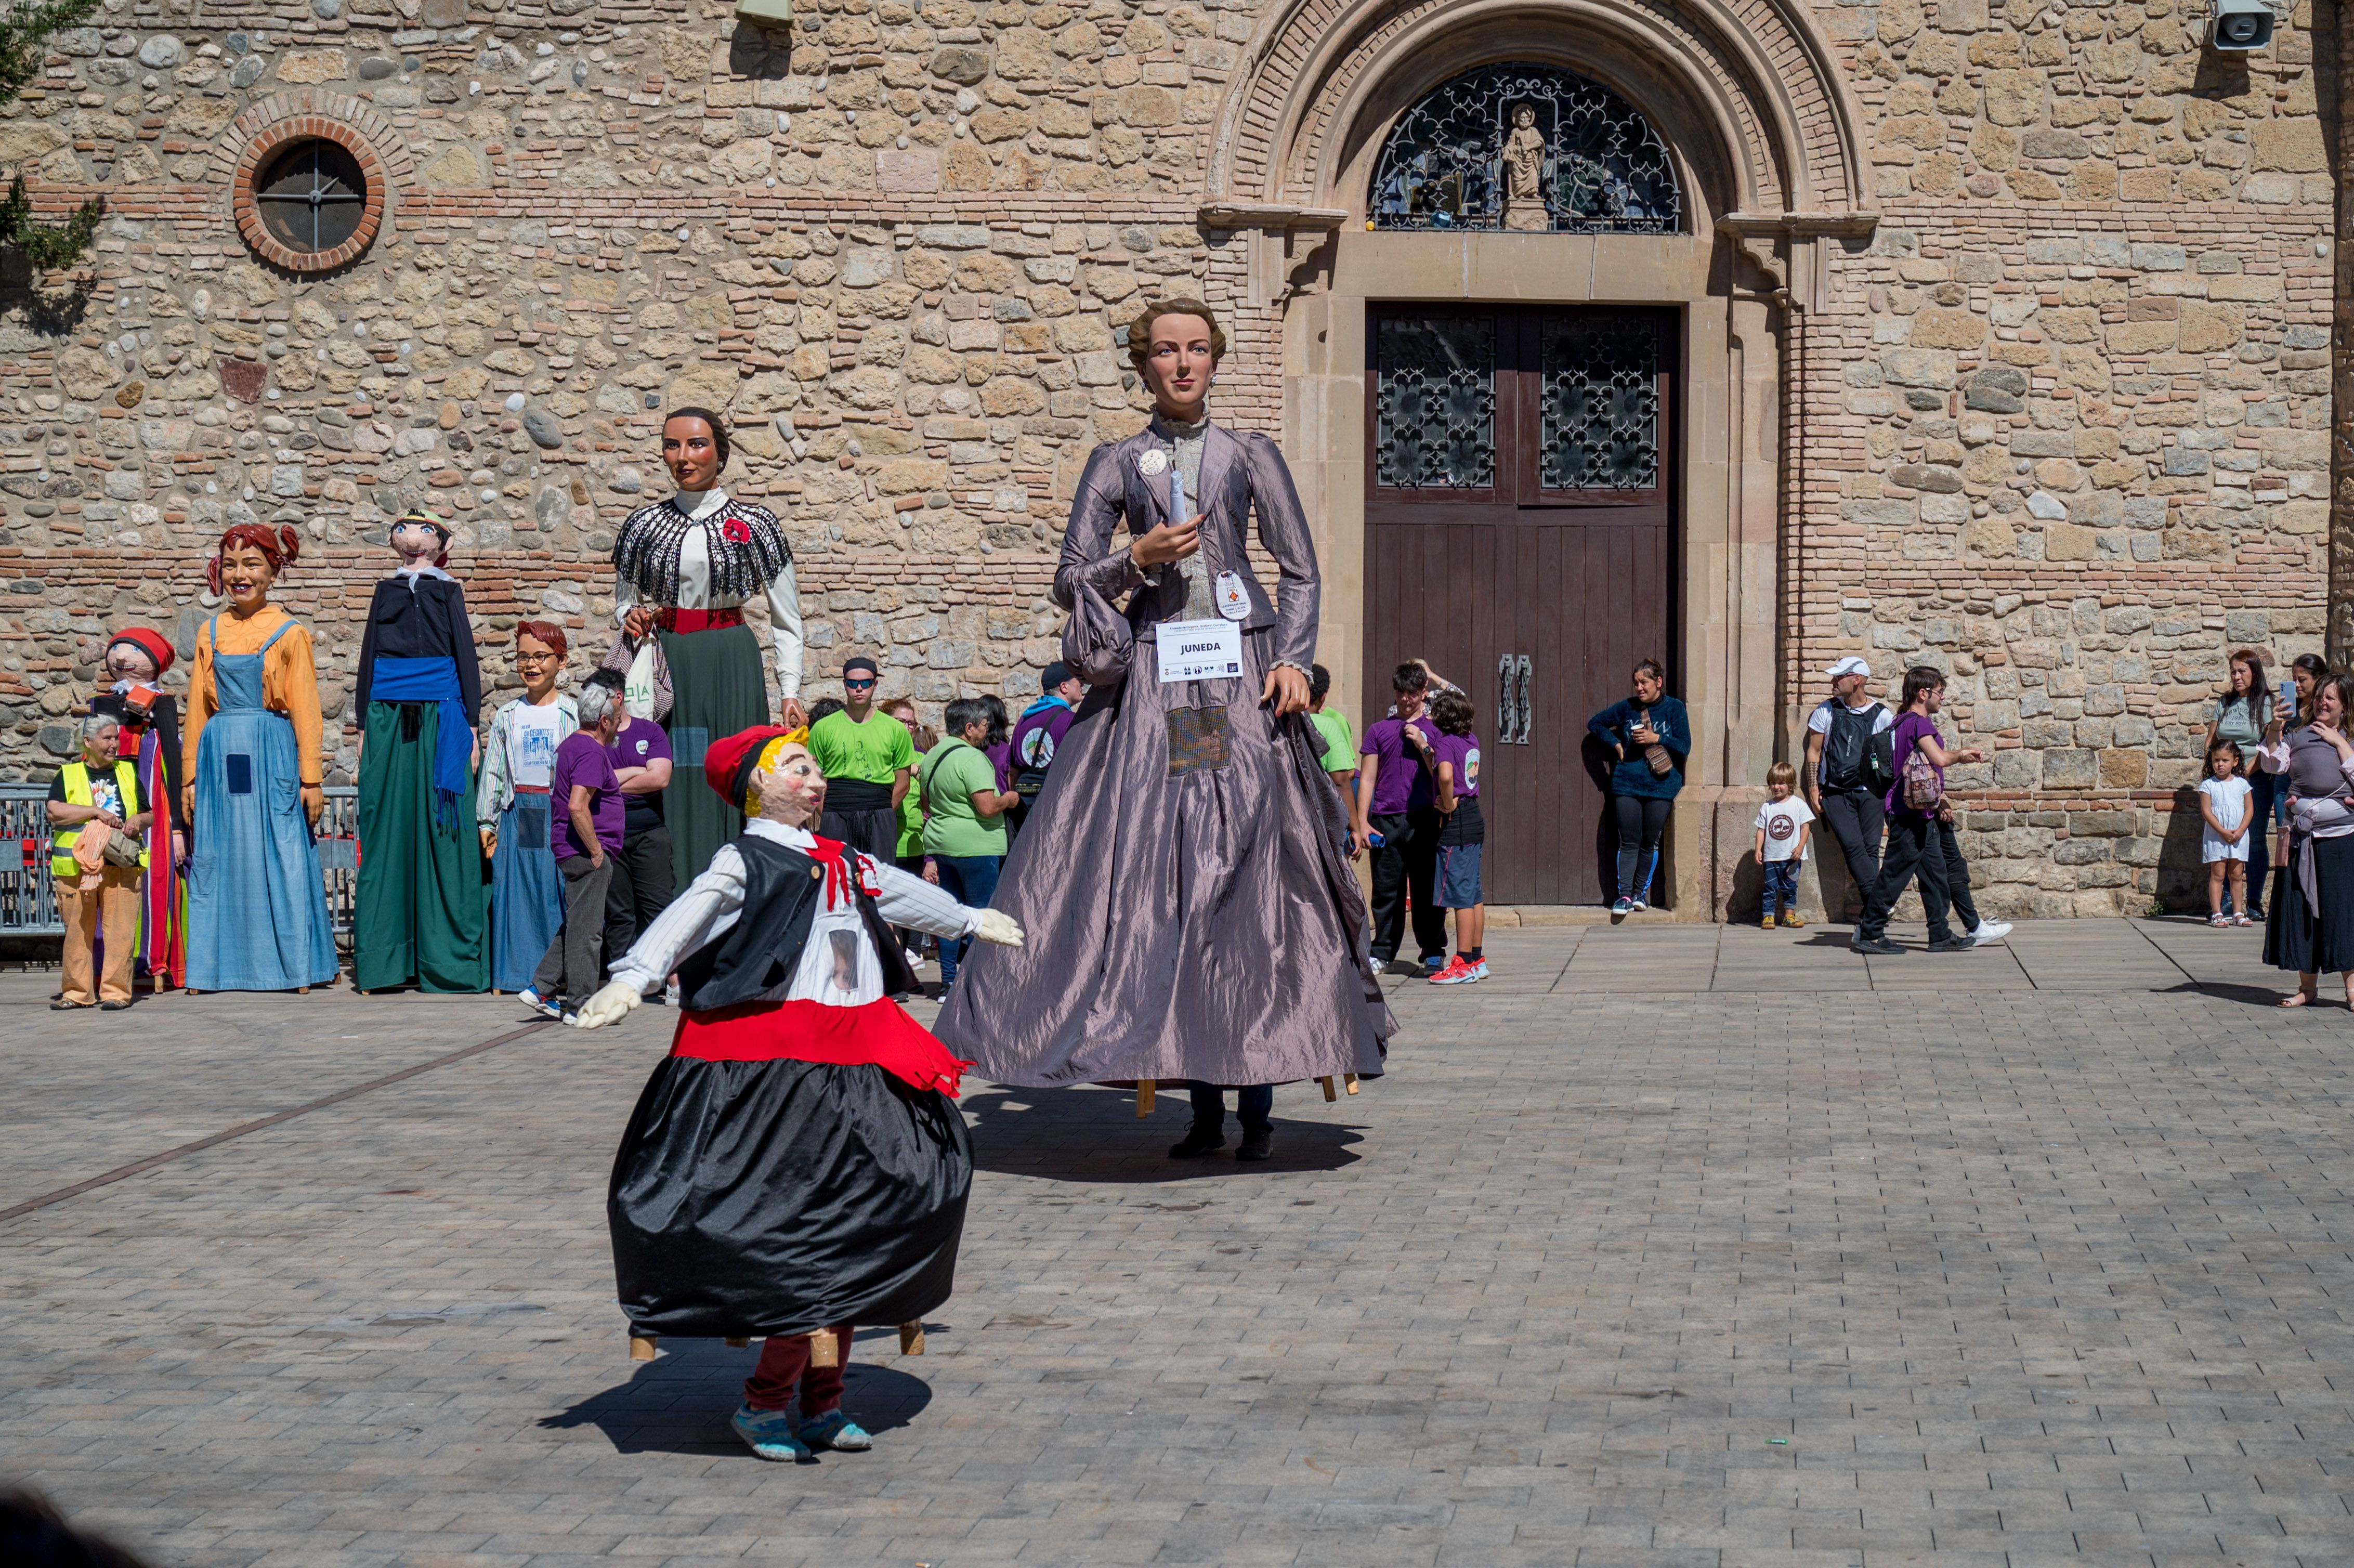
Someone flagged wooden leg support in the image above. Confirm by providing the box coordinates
[807,1329,839,1368]
[1344,1074,1361,1095]
[628,1334,658,1362]
[1136,1079,1155,1117]
[724,1336,750,1348]
[1318,1076,1337,1102]
[899,1322,926,1355]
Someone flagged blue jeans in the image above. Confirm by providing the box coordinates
[931,854,1001,985]
[1188,1082,1274,1134]
[1762,859,1800,918]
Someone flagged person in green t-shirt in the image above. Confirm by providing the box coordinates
[1307,664,1357,838]
[920,696,1019,986]
[807,654,917,863]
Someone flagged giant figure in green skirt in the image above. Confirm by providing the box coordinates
[355,508,488,993]
[612,410,806,887]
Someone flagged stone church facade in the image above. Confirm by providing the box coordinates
[0,0,2332,918]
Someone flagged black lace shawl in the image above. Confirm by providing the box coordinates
[612,494,793,607]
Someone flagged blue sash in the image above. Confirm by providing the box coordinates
[371,656,468,825]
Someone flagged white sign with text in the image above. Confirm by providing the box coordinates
[1155,618,1244,684]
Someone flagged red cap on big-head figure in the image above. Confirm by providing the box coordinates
[703,725,795,810]
[106,626,175,678]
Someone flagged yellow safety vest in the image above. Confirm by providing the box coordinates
[52,759,146,878]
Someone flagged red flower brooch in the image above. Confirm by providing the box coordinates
[720,515,752,543]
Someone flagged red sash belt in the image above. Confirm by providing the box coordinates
[670,996,972,1097]
[656,607,746,634]
[514,783,550,794]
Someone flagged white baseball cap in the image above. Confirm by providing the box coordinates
[1825,656,1872,680]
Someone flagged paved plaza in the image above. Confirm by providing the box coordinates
[5,919,2354,1566]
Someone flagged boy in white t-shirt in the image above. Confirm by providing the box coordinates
[1753,760,1814,929]
[2199,739,2255,927]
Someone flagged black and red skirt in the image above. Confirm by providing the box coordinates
[607,998,974,1339]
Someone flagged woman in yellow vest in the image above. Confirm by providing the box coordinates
[48,713,149,1010]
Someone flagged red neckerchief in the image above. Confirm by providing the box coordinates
[800,833,881,910]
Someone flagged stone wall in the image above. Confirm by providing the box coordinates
[0,0,2333,918]
[1787,0,2332,918]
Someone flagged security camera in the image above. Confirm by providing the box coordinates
[2208,0,2274,51]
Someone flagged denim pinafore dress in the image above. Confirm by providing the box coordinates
[185,615,338,991]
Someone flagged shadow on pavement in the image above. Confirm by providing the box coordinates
[963,1083,1367,1182]
[2157,978,2320,1008]
[540,1338,935,1456]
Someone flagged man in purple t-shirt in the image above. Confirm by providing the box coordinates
[1353,660,1446,973]
[1003,659,1082,841]
[594,669,677,976]
[528,680,626,1018]
[1853,665,1985,957]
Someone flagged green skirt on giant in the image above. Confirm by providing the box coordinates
[658,622,770,887]
[354,700,489,992]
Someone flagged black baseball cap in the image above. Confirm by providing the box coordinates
[842,656,880,680]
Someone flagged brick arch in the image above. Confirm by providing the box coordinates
[213,92,417,271]
[1206,0,1872,221]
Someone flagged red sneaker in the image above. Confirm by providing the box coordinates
[1428,956,1477,985]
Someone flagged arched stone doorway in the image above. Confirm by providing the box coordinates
[1199,0,1877,912]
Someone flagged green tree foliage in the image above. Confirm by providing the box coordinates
[0,0,102,269]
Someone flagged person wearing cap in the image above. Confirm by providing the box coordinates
[1002,659,1083,842]
[355,507,488,994]
[572,726,1025,1462]
[805,654,916,866]
[1803,657,1896,918]
[1806,658,2010,947]
[94,626,187,991]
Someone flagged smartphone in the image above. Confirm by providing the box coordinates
[2280,678,2297,722]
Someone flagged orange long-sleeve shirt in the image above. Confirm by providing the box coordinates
[182,606,327,787]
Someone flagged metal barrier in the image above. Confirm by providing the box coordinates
[0,782,361,945]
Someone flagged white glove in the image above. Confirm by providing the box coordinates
[974,908,1025,948]
[572,980,643,1029]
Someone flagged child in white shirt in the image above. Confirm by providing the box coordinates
[1753,760,1815,929]
[2199,740,2254,926]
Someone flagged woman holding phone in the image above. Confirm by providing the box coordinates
[2206,649,2275,919]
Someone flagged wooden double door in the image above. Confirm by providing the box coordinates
[1363,304,1677,905]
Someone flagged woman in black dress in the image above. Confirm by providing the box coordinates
[2259,671,2354,1007]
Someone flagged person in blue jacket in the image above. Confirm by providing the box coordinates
[1587,659,1690,914]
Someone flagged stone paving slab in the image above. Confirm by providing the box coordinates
[4,920,2354,1565]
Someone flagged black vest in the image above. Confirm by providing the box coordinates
[675,833,921,1012]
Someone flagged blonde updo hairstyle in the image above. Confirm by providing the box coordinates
[1125,297,1226,376]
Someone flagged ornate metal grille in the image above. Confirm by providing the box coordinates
[1539,315,1659,490]
[1369,63,1680,234]
[1373,316,1495,489]
[254,139,368,256]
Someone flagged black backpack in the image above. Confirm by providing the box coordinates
[1823,703,1895,793]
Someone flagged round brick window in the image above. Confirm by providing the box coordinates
[232,121,387,272]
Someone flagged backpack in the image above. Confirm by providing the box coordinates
[1900,736,1944,812]
[1010,723,1057,799]
[1822,702,1894,793]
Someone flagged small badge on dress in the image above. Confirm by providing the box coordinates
[1136,448,1169,478]
[1215,571,1250,621]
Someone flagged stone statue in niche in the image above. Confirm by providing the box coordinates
[1501,104,1549,231]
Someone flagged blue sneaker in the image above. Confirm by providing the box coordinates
[516,986,561,1020]
[731,1403,812,1461]
[1611,896,1633,917]
[795,1409,873,1452]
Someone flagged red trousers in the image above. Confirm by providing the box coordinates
[742,1326,852,1415]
